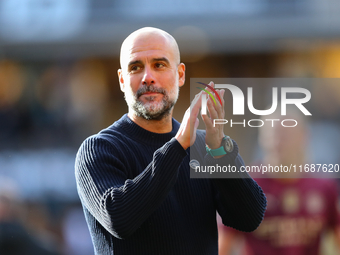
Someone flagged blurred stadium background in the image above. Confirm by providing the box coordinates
[1,0,340,254]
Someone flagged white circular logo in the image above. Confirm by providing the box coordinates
[189,159,200,170]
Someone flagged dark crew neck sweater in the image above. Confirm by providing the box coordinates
[75,114,266,255]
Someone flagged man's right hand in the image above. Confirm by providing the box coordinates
[175,92,202,150]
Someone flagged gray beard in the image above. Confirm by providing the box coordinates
[133,96,175,120]
[125,85,178,120]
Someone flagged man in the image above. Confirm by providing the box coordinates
[75,27,266,255]
[218,110,340,255]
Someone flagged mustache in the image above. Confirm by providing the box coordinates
[136,85,166,98]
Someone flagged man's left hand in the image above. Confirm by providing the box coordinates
[201,81,226,150]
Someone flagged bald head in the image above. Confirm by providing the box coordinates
[120,27,180,70]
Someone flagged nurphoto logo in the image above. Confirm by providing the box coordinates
[197,82,312,128]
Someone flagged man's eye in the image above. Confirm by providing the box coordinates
[130,66,141,72]
[155,63,165,68]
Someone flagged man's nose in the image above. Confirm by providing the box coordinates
[142,66,155,86]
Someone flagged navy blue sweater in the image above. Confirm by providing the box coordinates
[75,114,266,255]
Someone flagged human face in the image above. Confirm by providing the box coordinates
[118,31,185,120]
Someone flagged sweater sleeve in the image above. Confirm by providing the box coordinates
[75,136,187,239]
[204,141,267,232]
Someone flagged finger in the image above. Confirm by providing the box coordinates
[201,111,214,131]
[207,96,219,120]
[207,88,224,119]
[215,89,225,119]
[201,102,216,131]
[205,81,222,113]
[200,94,216,129]
[207,81,223,107]
[220,89,225,106]
[190,92,202,122]
[195,117,199,129]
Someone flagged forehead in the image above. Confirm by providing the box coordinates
[120,32,177,67]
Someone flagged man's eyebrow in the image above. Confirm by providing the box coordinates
[128,60,143,67]
[152,57,170,64]
[127,57,170,68]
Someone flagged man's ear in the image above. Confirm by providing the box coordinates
[117,69,125,92]
[178,63,185,88]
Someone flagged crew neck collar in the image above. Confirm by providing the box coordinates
[114,114,180,145]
